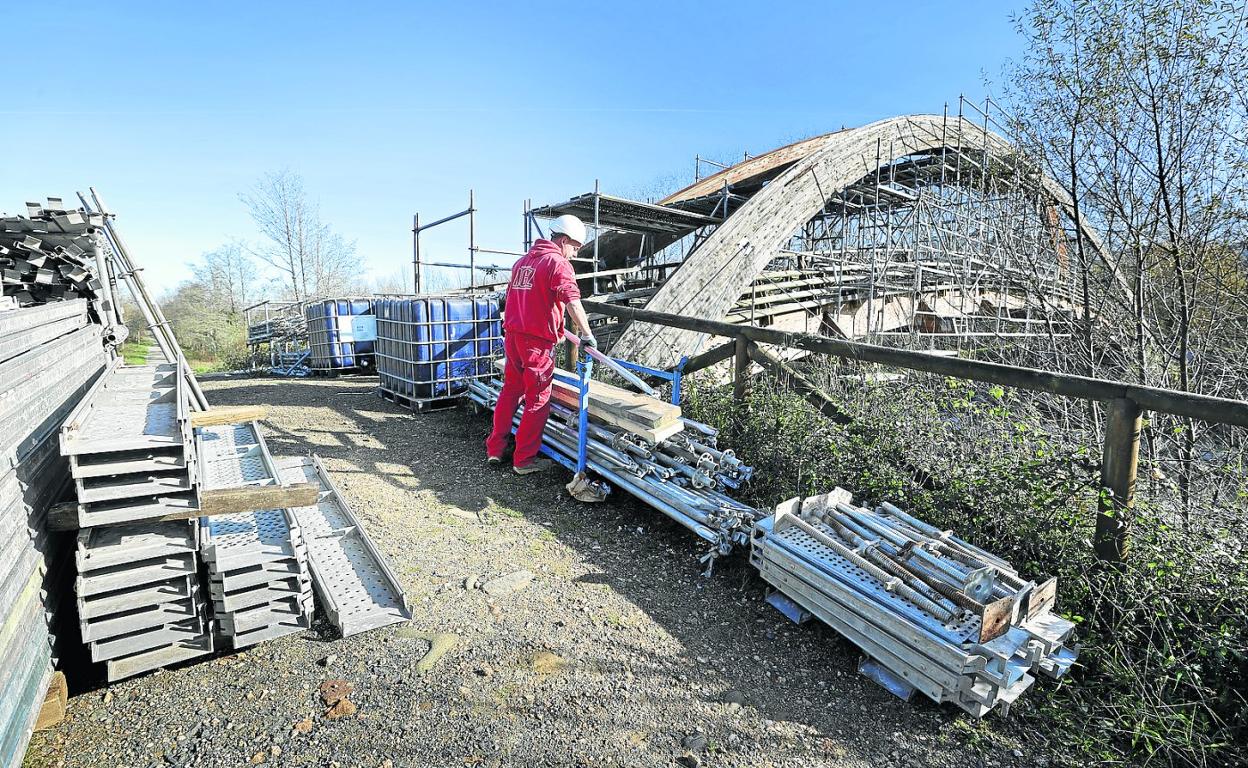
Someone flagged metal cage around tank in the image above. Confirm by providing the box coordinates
[374,294,503,411]
[304,298,377,374]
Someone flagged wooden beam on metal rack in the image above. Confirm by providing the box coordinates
[189,405,268,428]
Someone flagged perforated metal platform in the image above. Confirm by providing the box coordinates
[201,509,305,569]
[196,422,276,489]
[60,361,197,528]
[751,509,1076,717]
[74,515,212,678]
[75,554,198,598]
[104,629,213,682]
[275,455,411,637]
[76,520,198,572]
[75,492,198,528]
[88,617,208,663]
[60,363,186,455]
[199,495,314,648]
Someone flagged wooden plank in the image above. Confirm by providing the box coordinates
[491,358,680,428]
[34,671,67,731]
[1095,398,1141,562]
[45,483,322,531]
[190,405,267,428]
[199,483,319,516]
[545,384,683,443]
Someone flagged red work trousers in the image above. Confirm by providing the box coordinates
[486,331,555,468]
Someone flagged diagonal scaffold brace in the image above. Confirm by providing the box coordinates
[76,187,210,411]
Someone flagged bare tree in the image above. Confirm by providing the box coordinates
[191,242,257,315]
[239,170,359,301]
[1007,0,1248,507]
[370,268,412,295]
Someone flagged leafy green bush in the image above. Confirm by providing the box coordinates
[684,371,1248,767]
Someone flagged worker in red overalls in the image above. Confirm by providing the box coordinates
[486,214,597,474]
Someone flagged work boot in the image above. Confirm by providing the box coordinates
[513,457,555,475]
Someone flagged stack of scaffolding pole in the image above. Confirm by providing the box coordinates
[751,488,1077,717]
[467,376,758,558]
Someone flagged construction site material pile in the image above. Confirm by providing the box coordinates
[463,333,1074,715]
[1,202,113,764]
[751,489,1077,716]
[467,372,758,561]
[1,195,415,768]
[197,423,315,649]
[63,362,216,681]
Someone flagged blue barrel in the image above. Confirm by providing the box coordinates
[375,294,503,401]
[305,298,377,372]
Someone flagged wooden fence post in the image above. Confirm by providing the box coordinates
[733,335,749,403]
[1095,397,1142,561]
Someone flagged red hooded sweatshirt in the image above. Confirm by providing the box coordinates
[503,238,581,344]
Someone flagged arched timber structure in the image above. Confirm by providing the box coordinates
[601,114,1116,370]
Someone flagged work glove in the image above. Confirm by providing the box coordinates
[581,334,598,349]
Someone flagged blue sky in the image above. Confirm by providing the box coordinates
[1,1,1027,297]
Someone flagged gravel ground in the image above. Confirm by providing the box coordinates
[26,377,1075,768]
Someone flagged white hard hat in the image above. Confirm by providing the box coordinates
[549,214,587,245]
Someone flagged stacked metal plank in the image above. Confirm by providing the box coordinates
[275,455,411,637]
[74,520,211,681]
[0,297,108,765]
[62,362,213,681]
[61,363,197,528]
[197,424,313,647]
[751,489,1077,717]
[1,200,109,313]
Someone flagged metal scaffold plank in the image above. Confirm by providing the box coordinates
[198,421,315,647]
[750,492,1077,718]
[275,455,411,637]
[60,362,189,457]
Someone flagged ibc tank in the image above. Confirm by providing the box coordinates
[375,294,503,403]
[305,298,377,373]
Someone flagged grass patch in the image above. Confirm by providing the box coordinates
[683,376,1248,767]
[118,341,149,365]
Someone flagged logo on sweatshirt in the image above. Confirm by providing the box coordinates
[512,265,536,290]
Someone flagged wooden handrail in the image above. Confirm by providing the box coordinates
[585,299,1248,562]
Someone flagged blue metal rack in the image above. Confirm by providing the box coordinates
[531,343,685,487]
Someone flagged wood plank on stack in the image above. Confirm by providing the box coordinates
[491,357,683,442]
[196,423,313,648]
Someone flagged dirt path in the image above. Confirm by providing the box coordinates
[26,377,1063,768]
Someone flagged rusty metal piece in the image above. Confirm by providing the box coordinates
[1026,577,1058,622]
